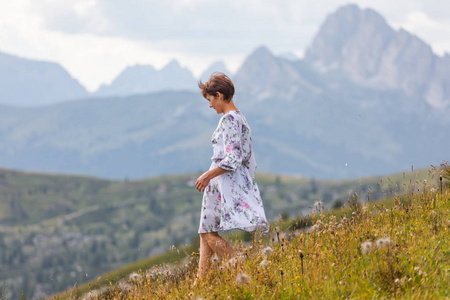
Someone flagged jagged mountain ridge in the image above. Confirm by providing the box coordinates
[0,4,448,179]
[0,50,88,106]
[95,60,198,97]
[2,4,449,109]
[304,4,450,109]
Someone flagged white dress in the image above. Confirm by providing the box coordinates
[198,110,269,233]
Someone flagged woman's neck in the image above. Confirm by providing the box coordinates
[222,99,238,115]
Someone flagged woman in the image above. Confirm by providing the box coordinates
[195,72,269,279]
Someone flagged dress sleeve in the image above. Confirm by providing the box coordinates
[218,114,242,172]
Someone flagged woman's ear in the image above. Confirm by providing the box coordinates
[216,92,223,101]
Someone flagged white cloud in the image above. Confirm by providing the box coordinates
[392,11,450,55]
[30,0,112,34]
[1,0,450,91]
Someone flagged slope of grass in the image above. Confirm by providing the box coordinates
[53,167,449,299]
[4,166,402,299]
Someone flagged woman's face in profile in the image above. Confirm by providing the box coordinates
[206,93,224,114]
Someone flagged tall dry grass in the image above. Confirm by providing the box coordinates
[64,167,449,300]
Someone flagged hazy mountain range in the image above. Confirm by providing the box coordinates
[0,4,448,179]
[0,51,88,107]
[0,50,230,105]
[95,60,198,97]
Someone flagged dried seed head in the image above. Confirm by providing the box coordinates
[210,254,220,265]
[259,259,270,268]
[236,252,247,262]
[236,273,250,285]
[360,241,373,254]
[310,224,320,233]
[261,246,274,257]
[314,201,323,212]
[128,272,142,283]
[118,280,132,292]
[375,237,393,249]
[226,258,237,268]
[81,290,100,300]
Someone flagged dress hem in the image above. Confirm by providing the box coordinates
[198,224,270,234]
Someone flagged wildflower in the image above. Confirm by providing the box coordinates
[360,241,373,254]
[430,188,436,193]
[261,246,274,257]
[118,280,132,292]
[394,278,405,285]
[146,269,157,279]
[128,272,141,283]
[310,224,320,233]
[210,254,220,265]
[236,273,250,285]
[294,275,300,280]
[259,259,270,268]
[314,201,323,211]
[236,252,247,262]
[161,268,172,278]
[81,290,100,300]
[430,210,437,217]
[341,217,349,224]
[375,237,392,249]
[226,258,237,268]
[414,266,426,276]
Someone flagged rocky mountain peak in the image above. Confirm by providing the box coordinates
[304,4,449,109]
[234,46,321,100]
[0,50,88,106]
[305,4,394,72]
[161,59,182,72]
[95,60,197,97]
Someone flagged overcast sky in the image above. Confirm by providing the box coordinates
[1,0,449,91]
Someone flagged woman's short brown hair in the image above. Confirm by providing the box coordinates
[198,72,235,102]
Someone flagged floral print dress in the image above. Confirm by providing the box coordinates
[198,110,269,234]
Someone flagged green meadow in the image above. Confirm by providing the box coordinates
[51,165,449,299]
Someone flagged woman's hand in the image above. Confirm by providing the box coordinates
[195,171,211,192]
[195,167,228,192]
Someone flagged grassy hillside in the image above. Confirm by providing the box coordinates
[2,167,433,299]
[50,165,448,299]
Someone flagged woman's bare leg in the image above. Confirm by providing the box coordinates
[197,234,214,279]
[202,232,236,260]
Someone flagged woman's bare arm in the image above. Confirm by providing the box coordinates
[195,167,228,192]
